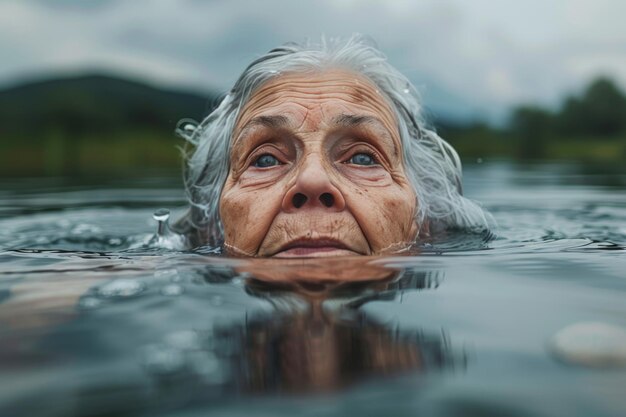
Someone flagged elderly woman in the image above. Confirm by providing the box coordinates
[175,35,491,257]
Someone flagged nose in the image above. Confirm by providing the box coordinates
[282,155,346,212]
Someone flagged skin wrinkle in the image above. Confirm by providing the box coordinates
[233,75,399,147]
[178,38,494,252]
[231,119,398,186]
[219,69,418,257]
[236,115,291,147]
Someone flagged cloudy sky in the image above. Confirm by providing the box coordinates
[1,0,624,122]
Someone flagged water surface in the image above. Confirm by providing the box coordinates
[1,161,625,417]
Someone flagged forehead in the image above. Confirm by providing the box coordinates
[233,69,399,136]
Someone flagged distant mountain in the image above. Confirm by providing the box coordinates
[0,74,219,141]
[0,72,490,145]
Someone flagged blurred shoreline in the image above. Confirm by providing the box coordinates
[1,73,625,177]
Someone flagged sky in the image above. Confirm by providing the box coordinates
[1,0,625,123]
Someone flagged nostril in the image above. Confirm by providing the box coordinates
[292,193,307,208]
[319,193,334,208]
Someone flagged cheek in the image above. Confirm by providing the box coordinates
[336,165,393,186]
[347,185,417,251]
[219,187,283,253]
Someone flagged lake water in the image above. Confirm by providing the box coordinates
[1,161,625,417]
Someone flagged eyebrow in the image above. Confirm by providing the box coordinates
[332,113,398,155]
[332,113,380,127]
[236,113,398,155]
[238,115,291,138]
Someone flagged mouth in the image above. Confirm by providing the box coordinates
[273,238,360,258]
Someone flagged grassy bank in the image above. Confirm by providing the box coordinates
[2,131,624,177]
[0,131,185,177]
[446,129,626,163]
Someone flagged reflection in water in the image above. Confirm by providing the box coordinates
[220,313,448,393]
[0,256,458,416]
[149,258,457,394]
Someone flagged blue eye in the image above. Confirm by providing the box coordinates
[253,154,280,168]
[348,153,376,166]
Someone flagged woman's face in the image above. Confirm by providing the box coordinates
[219,69,418,257]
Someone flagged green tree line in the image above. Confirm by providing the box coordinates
[1,73,624,176]
[440,76,626,161]
[511,77,626,159]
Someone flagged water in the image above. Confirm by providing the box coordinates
[0,161,625,417]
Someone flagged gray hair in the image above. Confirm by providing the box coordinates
[176,34,493,248]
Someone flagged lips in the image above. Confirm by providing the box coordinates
[273,237,359,258]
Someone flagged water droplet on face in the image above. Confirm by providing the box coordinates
[97,279,145,298]
[161,284,183,296]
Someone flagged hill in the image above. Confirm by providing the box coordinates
[0,74,217,140]
[0,74,220,175]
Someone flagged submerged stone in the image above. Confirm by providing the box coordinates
[550,321,626,367]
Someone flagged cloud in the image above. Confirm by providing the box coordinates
[1,0,625,122]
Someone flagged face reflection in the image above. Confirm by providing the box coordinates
[220,70,418,257]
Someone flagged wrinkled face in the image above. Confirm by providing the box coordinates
[220,69,418,257]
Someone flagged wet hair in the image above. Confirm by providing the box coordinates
[176,34,493,248]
